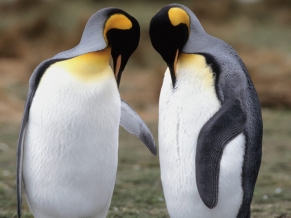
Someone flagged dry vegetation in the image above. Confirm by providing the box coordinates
[0,0,290,217]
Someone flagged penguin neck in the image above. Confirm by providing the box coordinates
[54,48,112,81]
[176,53,214,88]
[182,9,210,53]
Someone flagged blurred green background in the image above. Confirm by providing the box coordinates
[0,0,290,217]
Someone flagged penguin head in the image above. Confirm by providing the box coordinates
[56,8,140,87]
[103,9,140,86]
[150,5,190,87]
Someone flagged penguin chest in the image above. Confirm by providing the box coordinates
[159,54,221,195]
[159,54,245,217]
[23,63,120,217]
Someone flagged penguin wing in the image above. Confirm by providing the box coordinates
[120,99,156,155]
[195,71,247,209]
[16,100,31,218]
[16,59,56,217]
[16,108,27,218]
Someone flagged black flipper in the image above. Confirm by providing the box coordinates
[16,110,27,218]
[16,89,35,218]
[120,99,156,155]
[195,73,247,208]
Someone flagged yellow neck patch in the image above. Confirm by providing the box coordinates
[53,48,112,82]
[103,14,132,43]
[168,8,190,31]
[177,53,214,88]
[178,53,206,68]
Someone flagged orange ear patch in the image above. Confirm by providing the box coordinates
[168,8,190,31]
[103,14,132,43]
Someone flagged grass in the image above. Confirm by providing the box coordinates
[0,109,291,217]
[251,109,291,217]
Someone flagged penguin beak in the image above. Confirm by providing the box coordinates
[113,54,128,87]
[113,54,122,87]
[168,49,179,88]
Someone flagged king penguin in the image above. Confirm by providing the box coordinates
[149,4,262,218]
[17,8,156,218]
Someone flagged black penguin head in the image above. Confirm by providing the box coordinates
[54,8,140,87]
[104,9,140,86]
[150,5,190,87]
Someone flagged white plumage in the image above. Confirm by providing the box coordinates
[23,61,120,218]
[159,53,245,218]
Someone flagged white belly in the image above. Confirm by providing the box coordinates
[23,64,120,218]
[159,63,244,218]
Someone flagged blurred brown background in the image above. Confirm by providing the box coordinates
[0,0,291,124]
[0,0,291,217]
